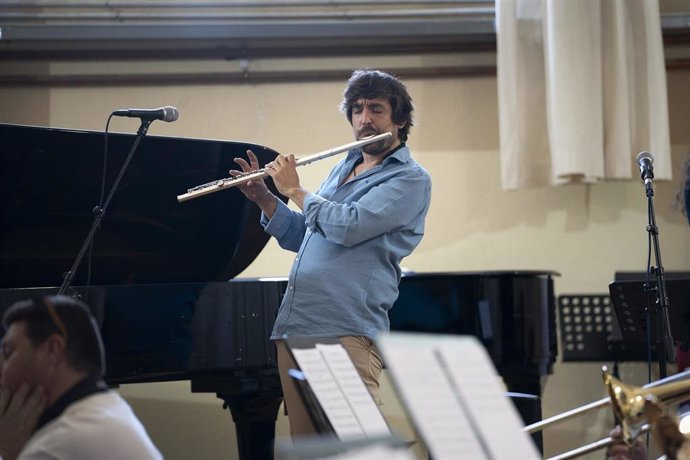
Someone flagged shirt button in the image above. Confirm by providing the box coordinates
[289,286,294,290]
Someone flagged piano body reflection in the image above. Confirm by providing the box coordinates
[0,124,557,459]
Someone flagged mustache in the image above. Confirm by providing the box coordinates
[358,129,380,138]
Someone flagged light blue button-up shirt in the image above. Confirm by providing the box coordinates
[262,144,431,340]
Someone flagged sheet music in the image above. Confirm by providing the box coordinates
[438,341,541,459]
[378,333,540,460]
[381,345,489,459]
[291,345,390,440]
[316,344,391,437]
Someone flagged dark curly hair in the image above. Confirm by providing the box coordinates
[339,69,414,142]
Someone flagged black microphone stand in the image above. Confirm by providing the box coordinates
[58,119,152,296]
[641,177,675,378]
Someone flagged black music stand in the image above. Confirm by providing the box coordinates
[609,279,690,350]
[558,294,656,362]
[285,368,335,435]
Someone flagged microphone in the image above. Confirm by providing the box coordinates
[636,151,654,183]
[112,106,179,122]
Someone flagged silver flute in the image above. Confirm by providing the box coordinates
[177,132,392,203]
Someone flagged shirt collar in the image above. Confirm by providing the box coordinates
[386,143,410,163]
[35,375,109,432]
[347,142,409,164]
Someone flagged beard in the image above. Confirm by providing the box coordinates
[358,129,396,156]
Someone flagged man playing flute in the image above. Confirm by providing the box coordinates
[231,69,431,437]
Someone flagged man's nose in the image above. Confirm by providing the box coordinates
[358,107,374,124]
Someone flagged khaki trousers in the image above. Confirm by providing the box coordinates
[275,336,383,439]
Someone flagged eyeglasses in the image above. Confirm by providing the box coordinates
[42,297,69,343]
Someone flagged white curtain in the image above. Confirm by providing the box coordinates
[496,0,671,190]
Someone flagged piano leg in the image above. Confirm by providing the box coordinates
[220,391,282,460]
[506,381,544,455]
[192,375,283,460]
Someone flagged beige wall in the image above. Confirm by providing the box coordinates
[1,60,688,459]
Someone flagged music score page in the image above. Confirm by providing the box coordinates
[291,344,391,440]
[378,333,540,460]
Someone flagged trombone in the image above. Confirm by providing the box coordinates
[525,367,690,460]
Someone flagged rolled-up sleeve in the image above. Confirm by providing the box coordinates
[261,199,307,252]
[303,169,430,247]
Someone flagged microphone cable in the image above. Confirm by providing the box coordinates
[82,113,114,304]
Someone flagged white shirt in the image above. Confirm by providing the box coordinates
[19,391,162,460]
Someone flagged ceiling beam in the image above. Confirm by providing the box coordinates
[0,10,687,61]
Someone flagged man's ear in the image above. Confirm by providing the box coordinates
[42,334,67,366]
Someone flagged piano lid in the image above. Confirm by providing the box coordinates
[0,123,284,288]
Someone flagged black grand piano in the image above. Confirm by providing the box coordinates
[0,123,557,459]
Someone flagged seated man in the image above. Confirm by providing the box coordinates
[0,295,162,460]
